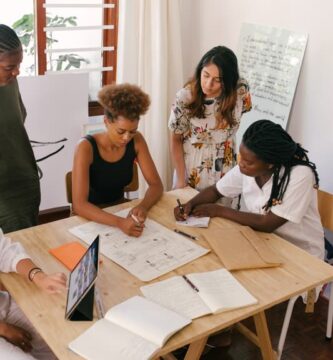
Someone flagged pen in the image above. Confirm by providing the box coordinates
[131,214,141,226]
[174,229,197,241]
[176,198,185,215]
[95,287,105,319]
[182,275,199,292]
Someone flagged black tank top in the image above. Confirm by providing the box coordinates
[85,135,136,205]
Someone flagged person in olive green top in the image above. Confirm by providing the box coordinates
[0,24,40,233]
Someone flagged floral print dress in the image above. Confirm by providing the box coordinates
[168,79,252,191]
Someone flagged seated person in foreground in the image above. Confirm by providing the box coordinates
[72,83,163,237]
[174,119,324,259]
[0,228,67,359]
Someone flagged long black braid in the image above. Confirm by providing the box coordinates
[0,24,21,53]
[243,120,319,211]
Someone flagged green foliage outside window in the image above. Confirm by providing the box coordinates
[12,14,89,74]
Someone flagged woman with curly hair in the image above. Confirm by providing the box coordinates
[72,83,163,237]
[169,45,252,191]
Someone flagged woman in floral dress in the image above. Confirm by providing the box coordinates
[169,46,252,191]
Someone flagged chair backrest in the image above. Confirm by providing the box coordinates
[318,189,333,232]
[65,171,73,204]
[65,162,139,204]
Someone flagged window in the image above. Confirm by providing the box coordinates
[10,0,118,116]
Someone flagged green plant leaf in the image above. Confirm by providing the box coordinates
[13,12,89,74]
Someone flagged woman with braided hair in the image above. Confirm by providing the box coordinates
[0,24,40,233]
[174,119,324,259]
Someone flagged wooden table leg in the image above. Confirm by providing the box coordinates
[184,336,209,360]
[253,311,276,360]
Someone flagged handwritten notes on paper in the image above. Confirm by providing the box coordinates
[236,23,308,144]
[176,216,210,228]
[69,209,209,282]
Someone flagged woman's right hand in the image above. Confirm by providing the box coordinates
[174,202,193,221]
[0,322,32,352]
[117,217,144,237]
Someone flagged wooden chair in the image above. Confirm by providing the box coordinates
[65,162,139,206]
[277,189,333,359]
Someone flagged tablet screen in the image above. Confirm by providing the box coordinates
[65,236,99,318]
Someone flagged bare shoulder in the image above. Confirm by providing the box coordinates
[74,136,95,164]
[133,131,147,151]
[75,137,90,152]
[134,131,145,143]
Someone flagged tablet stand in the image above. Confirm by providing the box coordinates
[68,285,95,321]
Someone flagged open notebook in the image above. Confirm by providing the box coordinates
[68,296,191,360]
[141,268,258,319]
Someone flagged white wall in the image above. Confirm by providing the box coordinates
[19,74,89,210]
[179,0,333,193]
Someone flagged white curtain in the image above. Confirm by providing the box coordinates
[117,0,184,195]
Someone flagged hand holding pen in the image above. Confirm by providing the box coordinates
[131,214,142,226]
[119,216,144,237]
[129,206,147,224]
[118,207,146,237]
[177,199,185,216]
[174,198,192,221]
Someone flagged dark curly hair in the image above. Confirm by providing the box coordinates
[243,119,319,211]
[98,83,150,121]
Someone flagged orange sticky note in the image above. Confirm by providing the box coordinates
[49,242,87,271]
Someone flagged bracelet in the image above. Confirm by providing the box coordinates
[28,267,43,282]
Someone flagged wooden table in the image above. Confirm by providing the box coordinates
[2,188,333,360]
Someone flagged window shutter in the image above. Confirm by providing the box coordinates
[36,0,118,113]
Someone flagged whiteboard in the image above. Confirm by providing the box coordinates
[18,73,89,210]
[236,23,308,146]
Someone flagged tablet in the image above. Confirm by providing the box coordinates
[65,236,99,320]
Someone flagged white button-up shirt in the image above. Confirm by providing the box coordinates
[216,165,325,259]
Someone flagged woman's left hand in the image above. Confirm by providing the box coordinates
[33,272,67,294]
[129,206,148,223]
[191,204,222,218]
